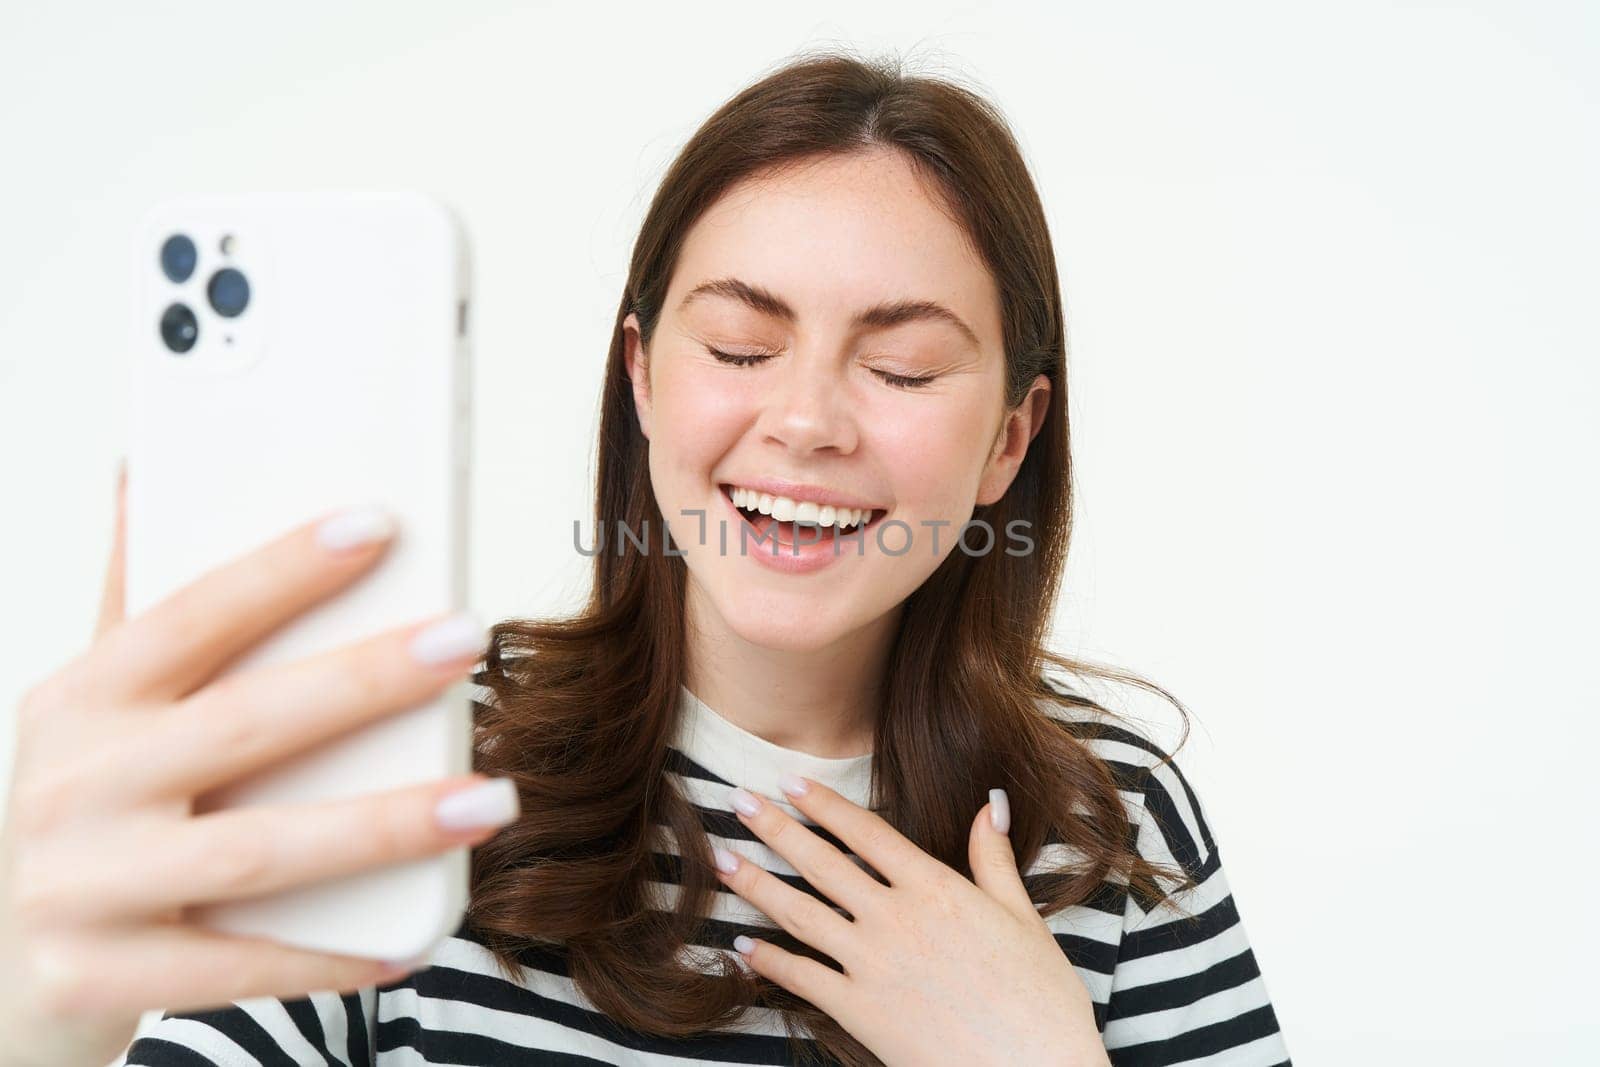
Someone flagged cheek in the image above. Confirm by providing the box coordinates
[652,366,750,474]
[872,400,991,515]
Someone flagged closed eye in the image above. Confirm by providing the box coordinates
[873,369,937,389]
[707,347,776,368]
[706,347,937,390]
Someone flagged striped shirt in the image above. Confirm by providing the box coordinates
[119,675,1289,1066]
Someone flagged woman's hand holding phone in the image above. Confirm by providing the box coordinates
[0,467,518,1067]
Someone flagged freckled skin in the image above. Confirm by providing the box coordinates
[623,148,1049,660]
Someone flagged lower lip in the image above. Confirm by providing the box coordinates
[716,485,887,575]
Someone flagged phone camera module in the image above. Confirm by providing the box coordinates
[160,234,197,283]
[160,302,198,354]
[206,267,251,318]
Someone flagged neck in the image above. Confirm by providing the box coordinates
[682,578,900,759]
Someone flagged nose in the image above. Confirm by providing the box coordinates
[758,346,859,455]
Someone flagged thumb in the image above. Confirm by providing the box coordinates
[94,457,126,640]
[968,787,1036,922]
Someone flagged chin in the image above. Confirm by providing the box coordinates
[710,585,858,654]
[730,620,853,654]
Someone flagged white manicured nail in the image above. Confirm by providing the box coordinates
[989,787,1011,834]
[434,778,520,831]
[409,612,487,665]
[317,506,397,552]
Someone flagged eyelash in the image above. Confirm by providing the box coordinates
[706,347,936,390]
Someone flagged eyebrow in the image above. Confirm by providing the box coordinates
[678,277,982,351]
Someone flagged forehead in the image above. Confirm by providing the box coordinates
[669,149,1001,344]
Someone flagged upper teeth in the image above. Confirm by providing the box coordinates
[729,486,874,530]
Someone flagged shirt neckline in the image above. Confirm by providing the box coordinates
[674,683,874,808]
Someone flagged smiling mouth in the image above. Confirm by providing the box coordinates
[717,484,888,545]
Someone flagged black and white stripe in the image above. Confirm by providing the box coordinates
[118,676,1289,1065]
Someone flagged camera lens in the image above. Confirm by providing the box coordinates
[207,268,250,318]
[160,303,198,354]
[160,234,197,283]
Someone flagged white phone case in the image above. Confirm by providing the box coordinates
[124,190,473,961]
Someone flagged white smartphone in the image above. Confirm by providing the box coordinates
[123,190,474,961]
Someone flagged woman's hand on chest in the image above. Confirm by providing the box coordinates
[710,776,1111,1067]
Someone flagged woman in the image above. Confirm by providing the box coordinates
[3,51,1288,1066]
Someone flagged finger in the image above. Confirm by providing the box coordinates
[767,774,942,889]
[90,504,399,704]
[731,934,848,1013]
[710,838,857,967]
[124,611,488,800]
[26,775,519,922]
[967,789,1037,922]
[27,926,411,1022]
[724,785,886,919]
[93,458,127,641]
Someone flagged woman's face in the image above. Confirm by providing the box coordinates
[624,147,1049,654]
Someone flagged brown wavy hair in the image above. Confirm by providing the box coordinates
[467,47,1195,1066]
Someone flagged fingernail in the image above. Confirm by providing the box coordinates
[712,846,740,874]
[733,935,755,956]
[317,505,397,552]
[777,772,809,798]
[409,612,487,666]
[728,786,762,817]
[989,787,1011,835]
[435,777,520,832]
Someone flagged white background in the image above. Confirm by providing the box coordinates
[2,1,1596,1062]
